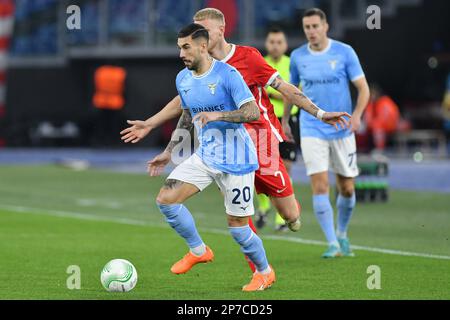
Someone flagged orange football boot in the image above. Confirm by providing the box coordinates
[170,246,214,274]
[242,265,276,291]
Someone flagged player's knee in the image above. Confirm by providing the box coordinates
[340,186,355,197]
[313,184,329,195]
[156,189,179,205]
[156,189,184,220]
[311,176,329,194]
[227,215,249,227]
[341,189,354,198]
[275,200,299,221]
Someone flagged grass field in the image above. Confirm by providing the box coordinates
[0,165,449,299]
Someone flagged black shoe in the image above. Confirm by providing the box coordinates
[255,211,268,229]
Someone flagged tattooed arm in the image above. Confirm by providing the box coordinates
[192,100,259,127]
[271,75,351,130]
[270,75,323,119]
[218,101,259,123]
[147,108,193,176]
[164,108,193,153]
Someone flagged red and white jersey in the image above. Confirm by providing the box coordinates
[221,44,286,143]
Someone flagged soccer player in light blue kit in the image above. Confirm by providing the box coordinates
[145,23,276,291]
[284,8,370,258]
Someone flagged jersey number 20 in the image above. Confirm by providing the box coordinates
[232,186,251,204]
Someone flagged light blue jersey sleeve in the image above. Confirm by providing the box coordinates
[176,70,189,109]
[178,91,189,109]
[345,46,365,82]
[289,51,300,87]
[225,67,255,108]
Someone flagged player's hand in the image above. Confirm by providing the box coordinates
[281,119,295,143]
[147,151,171,177]
[349,114,361,132]
[192,112,221,128]
[120,120,153,144]
[322,112,351,130]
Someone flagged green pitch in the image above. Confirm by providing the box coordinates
[0,165,449,299]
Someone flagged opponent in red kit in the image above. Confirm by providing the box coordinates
[220,43,294,199]
[120,8,350,274]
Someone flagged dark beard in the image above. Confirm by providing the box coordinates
[187,59,199,71]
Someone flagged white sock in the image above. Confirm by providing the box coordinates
[330,240,340,248]
[190,243,206,256]
[336,230,347,239]
[258,265,272,275]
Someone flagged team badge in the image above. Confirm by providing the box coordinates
[328,60,338,70]
[208,82,218,95]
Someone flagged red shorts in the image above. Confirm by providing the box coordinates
[254,156,294,198]
[245,120,294,198]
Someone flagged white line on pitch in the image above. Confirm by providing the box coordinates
[1,204,450,261]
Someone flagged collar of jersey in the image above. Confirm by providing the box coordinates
[191,58,217,79]
[307,38,333,55]
[221,44,236,63]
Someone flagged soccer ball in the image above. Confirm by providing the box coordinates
[100,259,138,292]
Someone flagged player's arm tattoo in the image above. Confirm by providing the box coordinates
[292,91,322,118]
[164,109,192,153]
[270,75,283,90]
[272,75,324,119]
[218,101,259,123]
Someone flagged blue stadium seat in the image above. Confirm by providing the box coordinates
[156,0,198,33]
[108,0,149,35]
[11,0,59,55]
[254,0,323,27]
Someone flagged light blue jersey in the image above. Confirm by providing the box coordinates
[290,39,365,140]
[176,59,258,175]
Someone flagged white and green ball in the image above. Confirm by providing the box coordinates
[100,259,138,292]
